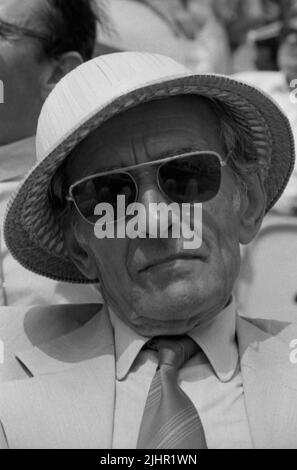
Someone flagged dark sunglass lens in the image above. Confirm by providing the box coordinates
[159,153,222,204]
[72,173,136,222]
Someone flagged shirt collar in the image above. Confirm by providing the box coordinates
[109,299,238,383]
[109,308,149,381]
[188,299,238,383]
[0,136,36,182]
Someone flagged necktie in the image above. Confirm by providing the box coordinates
[137,336,207,449]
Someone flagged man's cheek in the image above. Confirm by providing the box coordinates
[91,238,129,277]
[95,251,130,299]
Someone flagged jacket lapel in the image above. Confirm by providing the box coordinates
[0,303,100,383]
[1,306,116,449]
[237,316,297,449]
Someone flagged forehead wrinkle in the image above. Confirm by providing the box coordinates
[0,0,43,28]
[129,131,143,167]
[141,126,215,161]
[103,124,216,169]
[104,114,222,161]
[66,97,225,179]
[99,94,221,138]
[103,110,215,132]
[67,140,126,178]
[69,122,222,180]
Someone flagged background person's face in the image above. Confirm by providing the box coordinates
[278,17,297,84]
[65,97,245,337]
[0,0,47,145]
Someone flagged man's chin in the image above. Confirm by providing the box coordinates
[128,304,205,337]
[130,318,195,338]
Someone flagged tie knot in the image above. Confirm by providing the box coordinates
[147,336,199,370]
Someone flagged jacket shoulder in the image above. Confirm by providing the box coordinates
[239,315,297,343]
[0,303,104,383]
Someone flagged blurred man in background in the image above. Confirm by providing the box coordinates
[96,0,231,74]
[214,0,289,72]
[0,0,104,306]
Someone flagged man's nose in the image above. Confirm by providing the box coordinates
[135,174,174,237]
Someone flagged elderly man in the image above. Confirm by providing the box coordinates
[0,52,296,449]
[0,0,102,305]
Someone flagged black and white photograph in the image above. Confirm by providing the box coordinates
[0,0,297,452]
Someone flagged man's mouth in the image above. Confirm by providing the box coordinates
[139,253,204,273]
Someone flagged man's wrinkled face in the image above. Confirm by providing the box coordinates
[278,16,297,84]
[0,0,46,145]
[64,97,243,336]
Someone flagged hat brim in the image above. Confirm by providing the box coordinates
[4,73,295,283]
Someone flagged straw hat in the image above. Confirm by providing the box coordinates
[4,52,295,284]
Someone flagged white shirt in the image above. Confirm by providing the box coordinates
[0,137,101,306]
[109,300,253,449]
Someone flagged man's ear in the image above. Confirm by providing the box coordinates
[64,220,98,281]
[40,52,83,100]
[238,173,267,245]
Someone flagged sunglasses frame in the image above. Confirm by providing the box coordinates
[66,150,227,225]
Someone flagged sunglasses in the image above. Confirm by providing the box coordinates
[66,151,227,225]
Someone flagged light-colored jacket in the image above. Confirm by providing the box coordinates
[0,303,297,449]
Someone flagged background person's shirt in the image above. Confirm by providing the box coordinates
[0,137,101,306]
[109,300,253,449]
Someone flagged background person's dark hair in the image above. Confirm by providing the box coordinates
[40,0,104,61]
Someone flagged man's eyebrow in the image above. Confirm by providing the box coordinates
[91,164,125,173]
[0,18,48,40]
[159,146,204,158]
[88,146,209,174]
